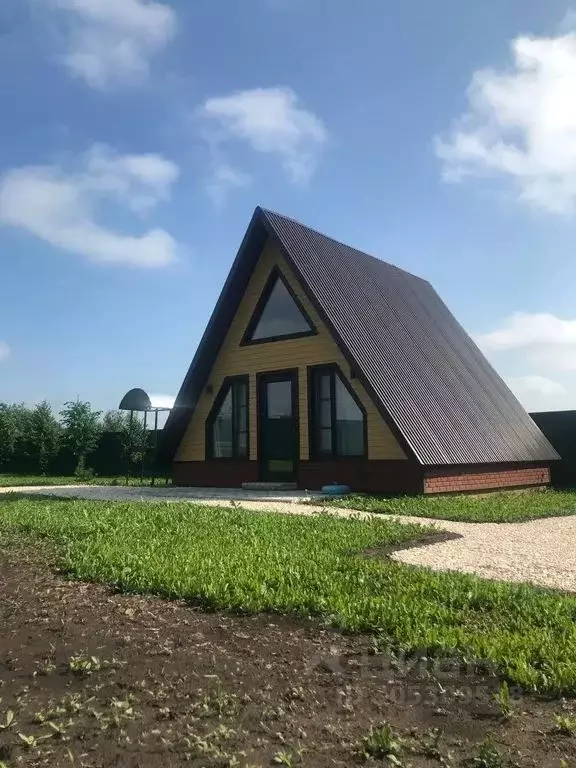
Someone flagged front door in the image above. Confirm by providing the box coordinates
[258,371,298,482]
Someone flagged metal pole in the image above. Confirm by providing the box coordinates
[140,411,148,483]
[152,409,159,486]
[127,410,134,485]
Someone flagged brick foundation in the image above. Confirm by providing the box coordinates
[424,463,551,494]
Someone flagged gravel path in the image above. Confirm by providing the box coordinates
[2,485,575,593]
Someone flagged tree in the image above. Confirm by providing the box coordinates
[0,404,34,470]
[60,400,102,473]
[102,410,148,475]
[120,414,148,474]
[0,404,19,468]
[28,401,61,474]
[102,410,128,432]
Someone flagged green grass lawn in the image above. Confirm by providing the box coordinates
[314,489,576,523]
[2,496,576,695]
[0,474,171,488]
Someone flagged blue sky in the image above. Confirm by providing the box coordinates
[1,0,576,415]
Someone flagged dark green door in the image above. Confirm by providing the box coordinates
[258,371,298,482]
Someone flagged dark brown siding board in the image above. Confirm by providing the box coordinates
[299,460,423,495]
[173,460,259,487]
[173,459,421,494]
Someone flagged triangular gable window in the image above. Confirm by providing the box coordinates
[242,269,316,345]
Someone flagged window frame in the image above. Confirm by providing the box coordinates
[240,267,318,347]
[205,375,250,460]
[308,364,368,460]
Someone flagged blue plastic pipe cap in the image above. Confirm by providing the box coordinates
[321,483,351,496]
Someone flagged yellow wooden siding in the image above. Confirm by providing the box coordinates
[176,240,406,462]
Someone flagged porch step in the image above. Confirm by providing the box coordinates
[241,482,298,492]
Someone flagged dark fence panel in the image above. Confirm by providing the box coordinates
[3,431,161,478]
[92,432,125,476]
[530,411,574,488]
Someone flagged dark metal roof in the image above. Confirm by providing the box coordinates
[162,207,559,466]
[119,388,152,412]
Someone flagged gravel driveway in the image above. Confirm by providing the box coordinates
[2,485,575,593]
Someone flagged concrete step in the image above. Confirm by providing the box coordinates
[241,482,298,492]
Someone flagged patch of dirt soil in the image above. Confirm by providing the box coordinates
[362,530,462,558]
[0,537,574,767]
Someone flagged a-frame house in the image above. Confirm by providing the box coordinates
[162,207,558,494]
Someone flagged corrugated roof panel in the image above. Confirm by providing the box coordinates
[262,209,558,465]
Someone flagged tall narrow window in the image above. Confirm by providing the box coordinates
[242,269,316,344]
[212,388,233,457]
[208,377,249,458]
[334,376,365,456]
[317,371,333,456]
[310,367,366,458]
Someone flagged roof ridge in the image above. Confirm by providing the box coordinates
[259,206,430,286]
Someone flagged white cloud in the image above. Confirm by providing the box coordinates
[436,26,576,213]
[506,375,569,412]
[206,161,251,207]
[0,144,179,268]
[475,312,576,370]
[84,144,179,213]
[200,87,327,184]
[475,312,576,411]
[52,0,176,89]
[508,374,567,396]
[0,341,10,362]
[149,393,175,409]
